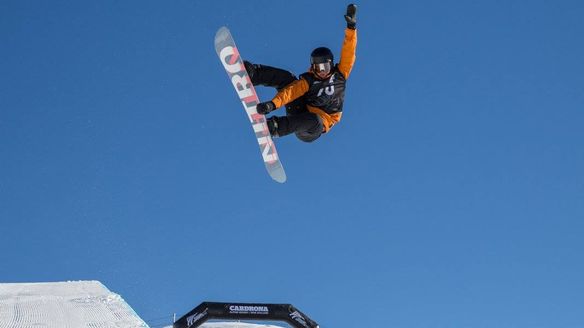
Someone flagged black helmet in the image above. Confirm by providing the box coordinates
[310,47,334,78]
[310,47,334,65]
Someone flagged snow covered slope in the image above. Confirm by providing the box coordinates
[0,281,289,328]
[0,280,148,328]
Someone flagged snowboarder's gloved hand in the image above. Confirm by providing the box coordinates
[256,101,276,115]
[344,4,357,29]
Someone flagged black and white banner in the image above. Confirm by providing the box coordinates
[173,302,318,328]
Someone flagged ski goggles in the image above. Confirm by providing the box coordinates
[312,62,332,75]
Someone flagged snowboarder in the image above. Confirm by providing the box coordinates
[244,3,358,143]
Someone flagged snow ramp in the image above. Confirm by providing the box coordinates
[0,280,148,328]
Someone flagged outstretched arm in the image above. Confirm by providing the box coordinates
[271,78,309,108]
[338,4,358,80]
[256,78,309,115]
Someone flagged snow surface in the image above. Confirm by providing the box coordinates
[0,281,288,328]
[0,280,147,328]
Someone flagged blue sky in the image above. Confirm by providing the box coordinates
[1,1,583,327]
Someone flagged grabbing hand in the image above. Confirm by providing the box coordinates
[256,101,276,115]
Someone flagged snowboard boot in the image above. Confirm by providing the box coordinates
[266,117,279,138]
[243,60,257,84]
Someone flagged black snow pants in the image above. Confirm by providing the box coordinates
[247,63,323,142]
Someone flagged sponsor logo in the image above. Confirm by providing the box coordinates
[186,310,207,328]
[219,45,278,163]
[290,311,309,328]
[229,305,269,314]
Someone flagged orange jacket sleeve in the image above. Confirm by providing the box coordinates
[271,78,309,108]
[338,27,357,80]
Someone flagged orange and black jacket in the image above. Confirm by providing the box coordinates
[271,27,357,133]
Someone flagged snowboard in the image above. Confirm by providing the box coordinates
[214,26,286,183]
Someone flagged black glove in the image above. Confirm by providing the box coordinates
[256,101,276,115]
[344,4,357,30]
